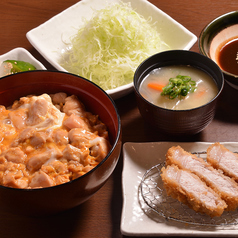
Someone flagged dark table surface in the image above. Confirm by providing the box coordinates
[1,0,238,237]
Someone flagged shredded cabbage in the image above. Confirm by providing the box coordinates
[60,2,170,91]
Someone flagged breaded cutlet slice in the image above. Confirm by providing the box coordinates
[161,165,227,217]
[207,142,238,182]
[166,145,238,211]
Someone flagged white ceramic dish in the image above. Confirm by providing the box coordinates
[0,47,46,77]
[26,0,197,100]
[121,141,238,236]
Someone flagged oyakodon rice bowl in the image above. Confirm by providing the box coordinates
[0,70,122,216]
[0,93,112,189]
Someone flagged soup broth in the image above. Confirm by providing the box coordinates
[139,65,218,110]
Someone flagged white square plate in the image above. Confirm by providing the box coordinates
[0,47,46,77]
[121,142,238,236]
[26,0,197,100]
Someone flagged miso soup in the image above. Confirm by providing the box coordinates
[139,65,218,110]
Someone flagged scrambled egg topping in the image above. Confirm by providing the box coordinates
[0,93,111,189]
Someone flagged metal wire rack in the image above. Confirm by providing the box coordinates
[139,152,238,227]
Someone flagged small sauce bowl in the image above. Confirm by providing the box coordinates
[199,11,238,89]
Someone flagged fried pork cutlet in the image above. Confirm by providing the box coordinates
[166,145,238,211]
[161,165,227,217]
[207,142,238,182]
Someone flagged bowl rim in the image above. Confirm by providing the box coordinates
[199,11,238,78]
[0,70,122,192]
[134,50,224,112]
[199,10,238,55]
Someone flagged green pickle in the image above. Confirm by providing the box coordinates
[3,60,36,73]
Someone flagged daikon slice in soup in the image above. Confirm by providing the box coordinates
[139,65,218,110]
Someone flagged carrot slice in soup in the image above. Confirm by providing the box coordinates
[147,82,165,91]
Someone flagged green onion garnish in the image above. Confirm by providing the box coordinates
[161,75,197,99]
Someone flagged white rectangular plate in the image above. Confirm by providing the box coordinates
[26,0,197,100]
[121,142,238,236]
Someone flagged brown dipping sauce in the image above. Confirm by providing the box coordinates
[217,37,238,75]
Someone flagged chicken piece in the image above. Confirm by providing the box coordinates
[68,127,110,162]
[53,129,69,145]
[27,149,62,172]
[81,111,109,138]
[90,137,111,162]
[63,95,85,117]
[161,165,227,217]
[62,144,88,164]
[11,127,34,147]
[0,105,6,113]
[84,112,98,125]
[3,171,28,189]
[30,132,48,148]
[27,151,51,172]
[27,96,48,126]
[207,143,238,182]
[68,160,84,174]
[93,122,109,139]
[29,170,55,188]
[51,92,67,105]
[2,163,28,189]
[166,146,238,211]
[16,127,35,142]
[8,108,27,129]
[24,94,65,130]
[2,147,26,164]
[69,128,111,162]
[63,114,90,130]
[41,159,68,176]
[68,128,93,148]
[50,93,67,111]
[11,128,51,148]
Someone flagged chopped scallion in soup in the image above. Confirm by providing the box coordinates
[139,65,218,110]
[160,74,197,99]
